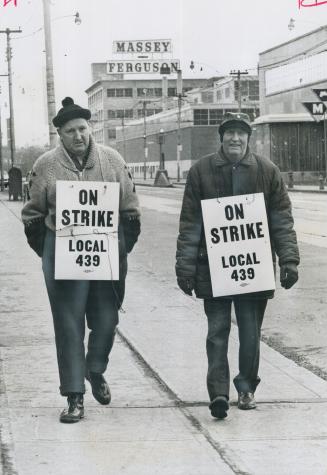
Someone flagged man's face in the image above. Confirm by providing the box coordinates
[58,118,90,157]
[222,126,249,162]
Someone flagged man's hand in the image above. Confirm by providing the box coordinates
[280,263,298,289]
[177,278,195,296]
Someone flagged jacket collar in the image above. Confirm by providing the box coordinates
[56,135,98,171]
[214,147,256,167]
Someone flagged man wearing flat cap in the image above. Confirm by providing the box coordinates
[22,98,140,423]
[176,112,299,419]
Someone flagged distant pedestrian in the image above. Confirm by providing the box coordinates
[176,112,299,419]
[22,97,140,423]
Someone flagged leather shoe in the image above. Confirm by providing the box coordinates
[238,392,256,410]
[86,371,111,405]
[209,395,229,419]
[60,393,84,423]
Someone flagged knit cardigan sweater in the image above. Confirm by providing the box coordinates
[22,136,140,231]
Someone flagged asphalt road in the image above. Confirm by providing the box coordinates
[135,185,327,380]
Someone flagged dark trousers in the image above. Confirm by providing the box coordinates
[204,298,267,401]
[42,230,119,396]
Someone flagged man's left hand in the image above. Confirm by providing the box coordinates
[280,263,298,289]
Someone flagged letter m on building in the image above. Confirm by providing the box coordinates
[302,101,326,122]
[313,103,324,114]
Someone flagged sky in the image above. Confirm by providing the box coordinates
[0,0,327,147]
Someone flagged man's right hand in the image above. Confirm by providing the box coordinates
[177,278,195,296]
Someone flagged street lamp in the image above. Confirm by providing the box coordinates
[154,128,171,187]
[158,128,165,170]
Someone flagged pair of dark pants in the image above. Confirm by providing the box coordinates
[42,229,119,396]
[204,298,267,401]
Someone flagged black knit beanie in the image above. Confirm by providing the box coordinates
[52,97,91,128]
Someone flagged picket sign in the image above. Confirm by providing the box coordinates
[201,192,275,297]
[55,181,119,280]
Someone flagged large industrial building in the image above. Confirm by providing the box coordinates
[86,63,212,147]
[114,75,260,179]
[85,62,259,180]
[252,25,327,182]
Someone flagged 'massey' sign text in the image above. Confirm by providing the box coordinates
[113,39,172,54]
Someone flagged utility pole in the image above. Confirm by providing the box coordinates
[121,116,127,162]
[230,69,248,112]
[0,28,22,167]
[0,103,3,191]
[42,0,57,148]
[324,111,327,180]
[143,96,147,180]
[176,70,183,182]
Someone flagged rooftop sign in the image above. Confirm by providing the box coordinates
[113,39,172,54]
[106,59,180,75]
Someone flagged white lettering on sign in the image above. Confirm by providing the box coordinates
[106,60,180,75]
[55,181,119,281]
[201,193,275,297]
[113,39,172,54]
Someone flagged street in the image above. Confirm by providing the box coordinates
[0,188,327,475]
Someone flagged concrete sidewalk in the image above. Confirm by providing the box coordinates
[0,192,327,475]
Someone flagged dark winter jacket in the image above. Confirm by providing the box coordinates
[176,148,300,300]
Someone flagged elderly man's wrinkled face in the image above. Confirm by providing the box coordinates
[222,127,249,162]
[58,118,90,157]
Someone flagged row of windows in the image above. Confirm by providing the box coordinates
[107,109,134,119]
[106,87,194,99]
[193,108,260,125]
[88,90,103,107]
[107,108,163,119]
[107,88,133,97]
[234,80,259,101]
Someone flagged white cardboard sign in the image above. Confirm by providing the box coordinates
[201,193,275,297]
[55,181,120,280]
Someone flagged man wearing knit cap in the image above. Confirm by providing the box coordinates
[176,112,299,419]
[22,97,141,423]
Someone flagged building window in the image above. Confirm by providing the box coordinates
[209,109,223,125]
[225,87,230,98]
[216,90,222,101]
[201,91,214,103]
[107,88,133,97]
[249,82,259,101]
[234,80,259,102]
[124,109,133,119]
[107,109,134,119]
[194,109,209,125]
[108,129,116,139]
[168,87,176,97]
[137,88,163,97]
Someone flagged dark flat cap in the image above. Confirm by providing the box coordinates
[219,112,252,140]
[52,97,91,128]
